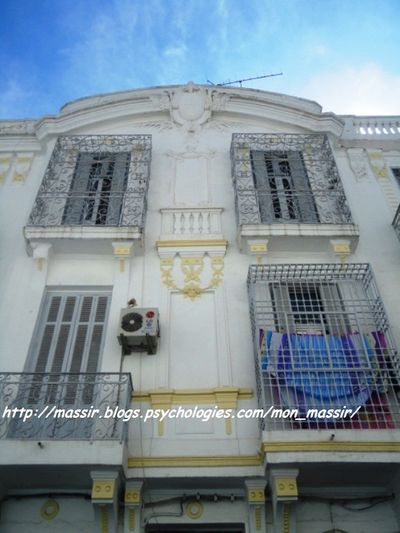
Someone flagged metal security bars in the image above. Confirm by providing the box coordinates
[0,373,132,441]
[393,205,400,242]
[248,264,400,430]
[231,134,353,225]
[28,135,151,227]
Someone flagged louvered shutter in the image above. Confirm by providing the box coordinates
[28,291,110,406]
[106,152,130,225]
[251,150,319,223]
[63,153,95,225]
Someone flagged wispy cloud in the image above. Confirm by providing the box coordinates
[298,64,400,115]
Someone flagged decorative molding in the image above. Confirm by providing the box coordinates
[0,120,36,135]
[132,387,253,405]
[157,241,227,299]
[185,501,204,519]
[347,147,370,181]
[157,239,228,248]
[0,153,13,183]
[12,153,34,182]
[40,499,60,521]
[128,454,263,468]
[274,478,298,498]
[92,479,116,500]
[263,441,400,452]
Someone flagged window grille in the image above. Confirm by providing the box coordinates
[248,263,400,430]
[231,134,353,226]
[28,135,151,228]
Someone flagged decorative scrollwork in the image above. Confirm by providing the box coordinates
[160,254,225,300]
[0,373,132,441]
[231,133,354,226]
[28,135,151,227]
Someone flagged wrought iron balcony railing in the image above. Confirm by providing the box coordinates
[231,133,354,226]
[0,373,132,441]
[393,205,400,242]
[27,135,151,228]
[248,263,400,431]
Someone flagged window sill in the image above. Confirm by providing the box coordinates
[24,225,143,255]
[239,223,360,254]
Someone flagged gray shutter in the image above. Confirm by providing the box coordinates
[63,153,95,225]
[251,151,274,223]
[287,151,319,223]
[106,152,130,225]
[251,150,319,223]
[28,291,110,406]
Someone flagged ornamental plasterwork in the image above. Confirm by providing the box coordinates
[0,120,36,135]
[150,82,231,132]
[347,148,370,182]
[159,253,225,300]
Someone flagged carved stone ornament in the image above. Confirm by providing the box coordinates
[170,82,213,132]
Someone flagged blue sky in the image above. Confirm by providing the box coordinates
[1,0,400,118]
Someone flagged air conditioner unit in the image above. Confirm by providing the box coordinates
[117,308,159,355]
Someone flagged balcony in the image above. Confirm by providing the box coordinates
[248,263,400,437]
[0,372,132,441]
[393,205,400,242]
[231,133,359,254]
[24,135,151,254]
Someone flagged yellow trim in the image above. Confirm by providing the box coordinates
[186,501,204,519]
[255,506,262,530]
[156,239,228,248]
[128,454,262,468]
[40,499,60,521]
[128,509,136,531]
[275,478,298,497]
[132,387,253,405]
[125,489,141,504]
[247,488,265,503]
[92,480,116,500]
[263,441,400,453]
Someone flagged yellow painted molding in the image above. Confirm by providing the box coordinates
[186,501,203,519]
[125,489,141,504]
[263,441,400,453]
[275,477,298,497]
[132,387,253,406]
[128,508,136,531]
[255,506,262,530]
[128,454,263,468]
[100,507,109,533]
[247,488,265,503]
[283,504,290,533]
[91,479,116,500]
[40,499,60,521]
[156,239,229,248]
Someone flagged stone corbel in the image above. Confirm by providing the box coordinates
[269,469,299,533]
[31,242,52,272]
[247,239,269,264]
[112,242,134,273]
[245,478,267,533]
[12,153,34,182]
[330,239,351,266]
[91,471,120,533]
[124,481,143,533]
[0,153,13,184]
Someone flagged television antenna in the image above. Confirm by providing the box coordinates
[206,72,283,87]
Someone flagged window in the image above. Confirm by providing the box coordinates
[231,133,353,227]
[8,290,111,439]
[27,135,152,228]
[63,152,130,225]
[251,150,319,223]
[248,264,399,430]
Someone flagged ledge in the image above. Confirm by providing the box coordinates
[239,223,360,254]
[24,225,143,255]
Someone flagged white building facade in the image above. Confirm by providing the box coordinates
[0,83,400,533]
